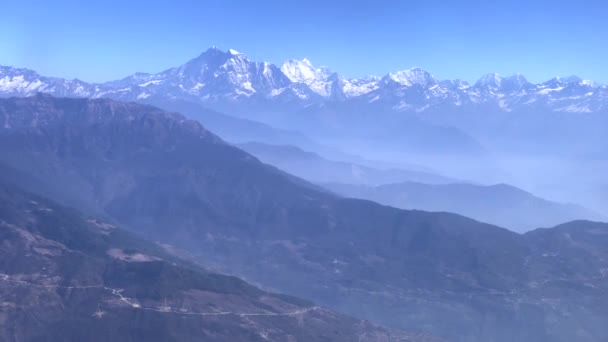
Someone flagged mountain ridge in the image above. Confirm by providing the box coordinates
[2,47,607,114]
[238,141,456,186]
[0,175,432,342]
[324,181,602,232]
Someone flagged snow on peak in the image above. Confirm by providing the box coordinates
[476,73,504,88]
[203,46,223,54]
[387,68,436,87]
[341,77,380,97]
[4,47,607,113]
[506,73,528,85]
[543,75,595,88]
[501,73,531,90]
[198,47,245,60]
[281,59,330,83]
[561,75,583,84]
[301,58,313,66]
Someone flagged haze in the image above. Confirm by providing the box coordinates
[1,2,608,342]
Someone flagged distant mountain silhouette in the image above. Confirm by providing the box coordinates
[324,181,602,232]
[238,141,454,186]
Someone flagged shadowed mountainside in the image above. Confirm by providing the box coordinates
[1,95,608,342]
[0,179,430,342]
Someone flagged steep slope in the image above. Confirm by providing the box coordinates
[0,179,428,342]
[238,142,454,185]
[324,182,602,232]
[1,96,608,342]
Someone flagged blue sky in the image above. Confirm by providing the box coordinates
[2,0,607,83]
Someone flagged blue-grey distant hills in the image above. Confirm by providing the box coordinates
[236,141,602,232]
[324,182,603,233]
[238,141,454,186]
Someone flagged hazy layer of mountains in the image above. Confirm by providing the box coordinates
[325,182,601,232]
[3,47,607,161]
[238,142,455,185]
[3,48,607,210]
[2,96,608,342]
[238,141,601,231]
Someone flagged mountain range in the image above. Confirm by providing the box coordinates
[234,141,601,232]
[1,47,606,114]
[3,47,607,188]
[2,95,608,342]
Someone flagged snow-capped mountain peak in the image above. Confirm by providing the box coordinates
[279,58,335,97]
[281,59,331,83]
[560,75,583,84]
[500,74,532,92]
[505,73,528,86]
[475,73,504,89]
[1,47,607,114]
[386,68,436,87]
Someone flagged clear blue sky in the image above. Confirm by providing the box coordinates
[2,0,607,84]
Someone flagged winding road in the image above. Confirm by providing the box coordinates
[0,273,320,318]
